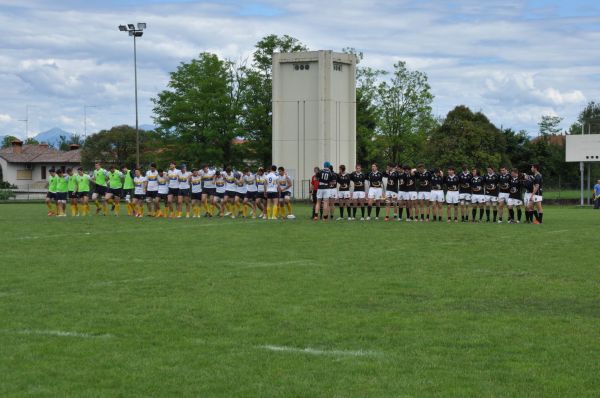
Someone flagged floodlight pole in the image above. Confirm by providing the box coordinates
[133,33,140,168]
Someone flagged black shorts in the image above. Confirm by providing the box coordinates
[178,189,190,197]
[236,192,245,199]
[108,188,122,197]
[146,190,158,199]
[159,193,168,201]
[216,192,225,199]
[95,185,107,196]
[78,191,89,198]
[168,188,179,196]
[134,194,145,201]
[225,190,237,198]
[46,192,56,200]
[245,191,257,200]
[280,191,291,198]
[68,191,78,199]
[266,192,279,199]
[122,188,133,198]
[203,188,216,196]
[56,192,67,201]
[191,192,202,200]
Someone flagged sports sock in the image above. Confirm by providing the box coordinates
[114,203,120,214]
[472,208,476,220]
[360,206,365,217]
[353,207,357,218]
[103,203,108,215]
[479,208,484,220]
[538,212,543,223]
[267,206,272,218]
[533,210,539,220]
[46,202,53,211]
[517,208,522,221]
[339,206,344,218]
[375,206,381,217]
[493,210,497,222]
[367,205,372,216]
[485,209,490,220]
[398,207,403,219]
[508,208,514,221]
[286,203,292,215]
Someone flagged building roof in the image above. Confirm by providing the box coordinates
[0,144,81,164]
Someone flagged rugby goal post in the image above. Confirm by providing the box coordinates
[565,134,600,206]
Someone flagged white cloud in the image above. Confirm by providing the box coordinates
[0,113,12,122]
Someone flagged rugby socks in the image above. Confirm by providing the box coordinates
[517,208,522,222]
[103,203,108,215]
[375,206,381,218]
[126,202,133,216]
[46,201,53,211]
[114,203,120,215]
[367,205,372,217]
[339,206,344,218]
[508,208,514,221]
[538,212,543,223]
[485,209,490,221]
[286,202,292,215]
[472,208,476,220]
[493,210,498,222]
[398,207,403,220]
[479,208,484,220]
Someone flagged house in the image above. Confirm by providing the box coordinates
[0,139,81,189]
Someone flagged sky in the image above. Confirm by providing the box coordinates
[0,0,599,139]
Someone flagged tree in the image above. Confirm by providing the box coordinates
[1,136,19,148]
[238,35,308,166]
[81,125,154,169]
[426,106,506,169]
[538,115,563,136]
[375,61,434,165]
[57,134,85,151]
[24,137,39,145]
[152,52,241,167]
[569,101,600,135]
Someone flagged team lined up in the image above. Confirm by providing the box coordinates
[311,162,544,224]
[45,163,296,219]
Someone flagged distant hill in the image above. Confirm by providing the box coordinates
[34,128,73,147]
[139,124,157,131]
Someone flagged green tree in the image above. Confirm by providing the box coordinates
[152,52,241,167]
[375,61,434,165]
[238,35,308,166]
[1,135,19,148]
[538,115,563,136]
[569,101,600,135]
[24,137,39,145]
[57,134,85,151]
[426,106,506,169]
[81,125,153,169]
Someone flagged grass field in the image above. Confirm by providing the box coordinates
[0,204,598,397]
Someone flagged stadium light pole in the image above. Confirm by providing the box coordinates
[118,23,146,168]
[83,105,97,138]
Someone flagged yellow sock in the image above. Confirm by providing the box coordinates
[279,206,286,218]
[267,206,272,218]
[114,203,120,214]
[126,203,133,216]
[95,199,100,209]
[103,203,108,215]
[273,205,278,217]
[46,202,53,211]
[139,205,144,216]
[242,204,248,217]
[287,202,292,214]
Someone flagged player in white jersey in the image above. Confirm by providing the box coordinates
[223,166,237,218]
[254,168,267,218]
[243,168,259,219]
[132,168,147,217]
[177,164,192,218]
[166,162,181,218]
[265,165,279,220]
[156,169,169,218]
[234,171,247,217]
[200,165,216,217]
[214,170,226,216]
[190,168,203,218]
[145,163,159,217]
[276,166,295,219]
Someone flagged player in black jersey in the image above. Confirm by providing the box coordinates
[497,166,511,223]
[458,164,472,222]
[350,164,367,220]
[507,168,523,223]
[528,164,543,224]
[337,165,351,220]
[397,165,409,221]
[367,163,384,220]
[327,165,338,219]
[430,168,445,222]
[470,168,485,222]
[416,164,432,222]
[383,164,399,221]
[404,165,418,221]
[522,173,534,223]
[483,166,499,222]
[444,166,460,222]
[313,162,333,221]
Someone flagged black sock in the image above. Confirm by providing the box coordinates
[479,208,484,220]
[361,206,365,217]
[375,206,381,217]
[352,207,357,218]
[538,212,543,223]
[367,206,372,216]
[319,208,323,219]
[517,208,522,221]
[406,208,410,218]
[508,208,514,220]
[339,206,344,218]
[399,207,403,219]
[533,210,539,221]
[493,210,497,222]
[472,208,476,220]
[485,209,490,220]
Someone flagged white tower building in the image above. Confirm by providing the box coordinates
[272,50,358,198]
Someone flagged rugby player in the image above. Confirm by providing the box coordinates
[156,169,169,218]
[483,165,499,222]
[255,167,267,218]
[178,165,192,218]
[337,165,351,220]
[76,167,91,216]
[91,162,108,215]
[145,163,159,217]
[106,165,124,216]
[55,169,68,217]
[190,168,203,218]
[265,165,279,220]
[235,170,247,217]
[470,168,485,222]
[529,164,543,224]
[458,164,472,222]
[313,162,333,221]
[277,166,294,219]
[66,168,78,216]
[383,164,399,221]
[404,165,418,221]
[243,168,259,219]
[416,164,432,222]
[121,166,135,216]
[497,166,511,223]
[201,165,216,216]
[367,163,383,220]
[327,165,338,219]
[214,170,226,216]
[223,166,237,218]
[350,164,367,220]
[132,168,147,217]
[166,162,181,218]
[429,168,444,222]
[507,169,523,223]
[45,168,57,216]
[444,166,460,222]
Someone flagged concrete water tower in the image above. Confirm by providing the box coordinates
[272,50,358,198]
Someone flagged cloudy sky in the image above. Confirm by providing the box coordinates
[0,0,598,139]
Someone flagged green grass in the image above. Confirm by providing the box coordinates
[0,204,598,397]
[543,189,588,200]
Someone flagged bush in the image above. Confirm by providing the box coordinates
[0,181,17,189]
[0,189,15,200]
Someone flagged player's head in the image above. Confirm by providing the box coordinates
[434,168,441,176]
[462,163,468,171]
[417,163,425,172]
[57,168,64,176]
[486,165,495,174]
[94,162,101,170]
[511,168,519,177]
[150,162,156,171]
[371,163,378,171]
[278,166,285,175]
[243,167,250,174]
[257,167,264,175]
[500,166,508,174]
[323,161,332,169]
[77,167,84,175]
[109,164,115,171]
[270,165,277,172]
[355,164,362,172]
[49,168,56,175]
[339,164,346,173]
[192,168,198,175]
[328,165,333,171]
[158,168,164,176]
[134,168,141,176]
[531,164,540,173]
[66,167,73,175]
[313,166,319,174]
[403,164,410,172]
[169,162,176,170]
[471,167,478,176]
[448,166,455,175]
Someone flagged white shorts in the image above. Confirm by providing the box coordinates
[430,190,444,203]
[459,193,471,202]
[407,191,418,201]
[446,191,459,204]
[338,191,351,199]
[507,198,523,206]
[328,189,338,199]
[316,189,331,200]
[533,195,543,203]
[368,187,383,199]
[417,192,430,201]
[498,192,510,203]
[352,191,366,200]
[471,194,486,204]
[523,193,531,206]
[385,191,397,200]
[397,191,409,201]
[485,195,498,203]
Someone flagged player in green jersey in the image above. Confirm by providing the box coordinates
[77,167,91,216]
[92,162,109,215]
[66,168,78,216]
[121,166,135,216]
[106,165,124,215]
[55,168,69,217]
[46,168,58,216]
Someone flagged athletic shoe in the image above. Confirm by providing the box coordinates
[336,217,343,221]
[287,214,296,219]
[366,217,371,221]
[375,217,379,220]
[384,217,389,221]
[360,217,365,221]
[348,217,352,221]
[533,220,540,224]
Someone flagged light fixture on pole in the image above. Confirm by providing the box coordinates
[118,22,146,168]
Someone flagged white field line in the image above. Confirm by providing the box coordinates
[92,276,153,286]
[258,345,380,357]
[4,220,261,242]
[7,329,113,339]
